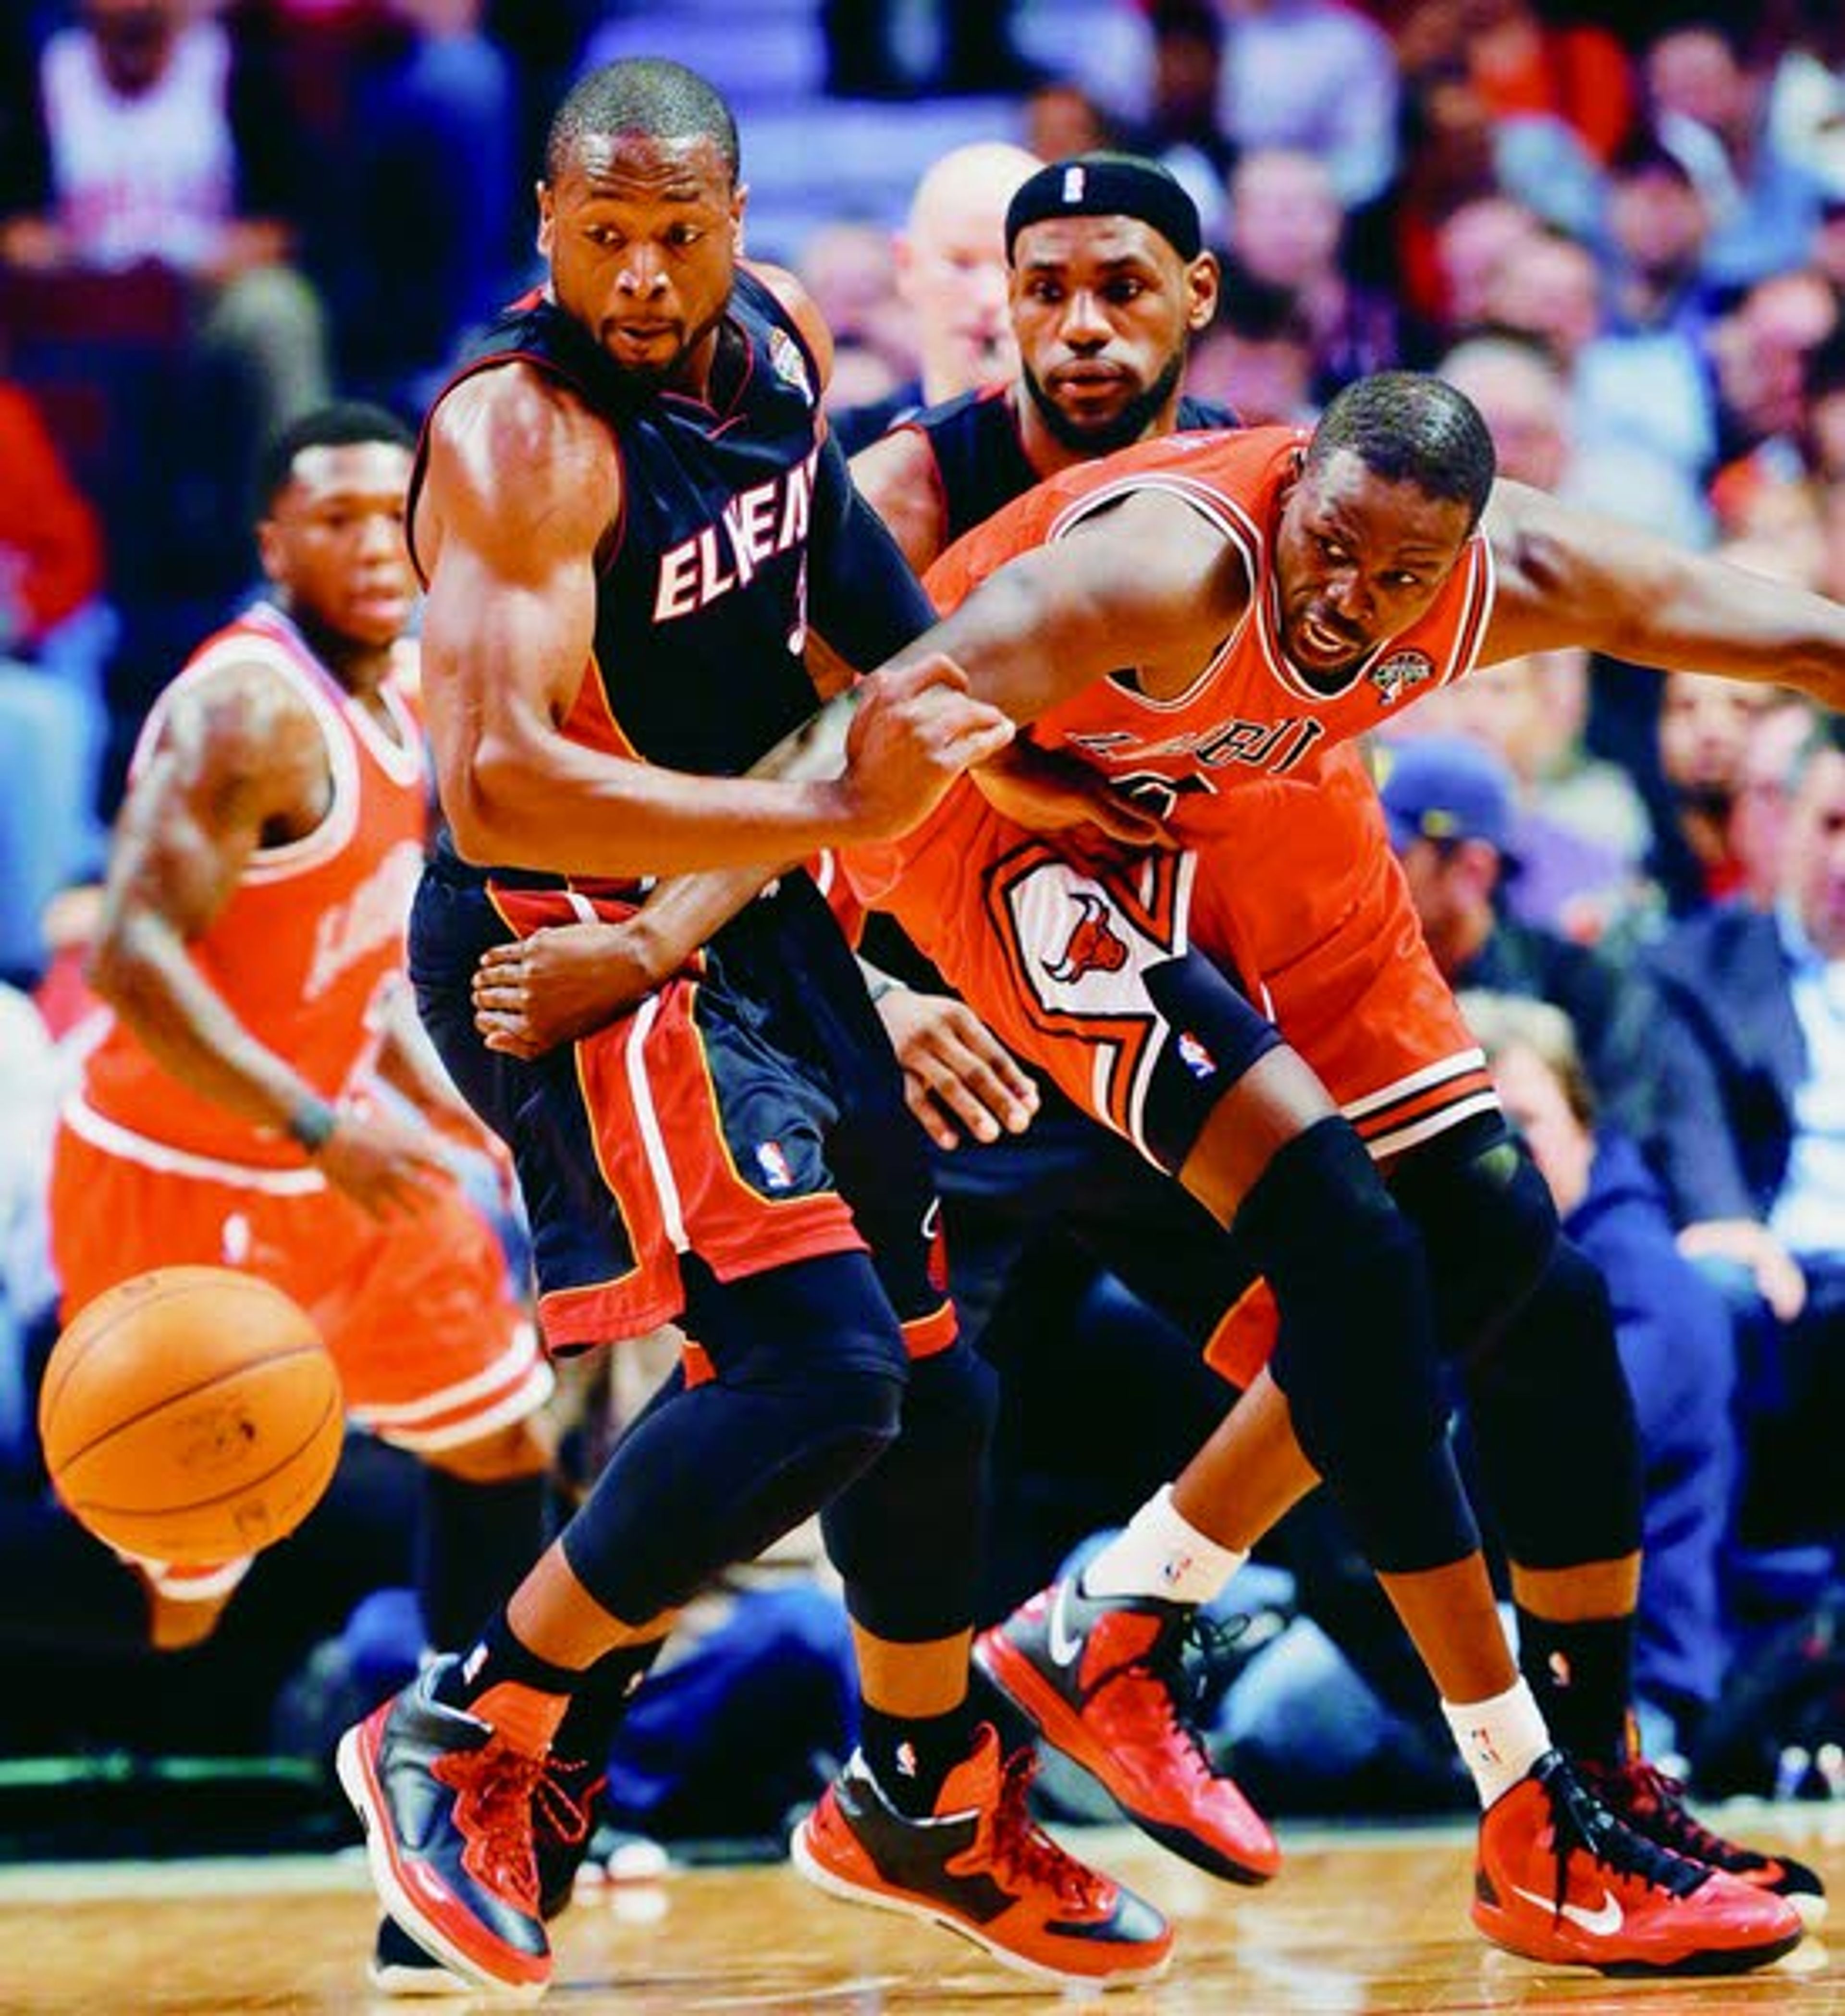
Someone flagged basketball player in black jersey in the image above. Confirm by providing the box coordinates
[334,62,1170,2000]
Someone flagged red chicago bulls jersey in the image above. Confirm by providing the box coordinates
[849,425,1493,976]
[74,601,429,1170]
[946,422,1488,806]
[843,429,1499,1176]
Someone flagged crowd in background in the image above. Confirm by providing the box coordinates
[6,0,1845,1830]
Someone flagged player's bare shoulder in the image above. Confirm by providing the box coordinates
[1070,483,1254,646]
[148,656,329,831]
[747,259,835,387]
[419,361,621,579]
[851,425,947,573]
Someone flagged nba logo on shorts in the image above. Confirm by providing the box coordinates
[756,1140,794,1190]
[1177,1031,1217,1079]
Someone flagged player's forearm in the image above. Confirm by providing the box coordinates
[446,721,864,878]
[86,924,329,1139]
[614,688,863,976]
[1615,562,1845,701]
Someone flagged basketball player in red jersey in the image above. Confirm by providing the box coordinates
[495,372,1845,1975]
[48,403,554,1666]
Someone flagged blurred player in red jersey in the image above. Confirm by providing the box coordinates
[49,401,553,1661]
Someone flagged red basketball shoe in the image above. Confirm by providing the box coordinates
[975,1577,1280,1884]
[791,1723,1172,1987]
[1473,1748,1804,1974]
[1579,1754,1826,1927]
[336,1657,551,2000]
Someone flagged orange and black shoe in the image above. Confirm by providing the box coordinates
[1473,1748,1805,1975]
[367,1751,606,1995]
[337,1656,551,2001]
[975,1577,1280,1885]
[1579,1753,1826,1928]
[791,1723,1172,1988]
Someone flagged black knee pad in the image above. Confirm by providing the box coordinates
[562,1256,910,1622]
[1460,1237,1643,1569]
[1389,1117,1560,1363]
[1240,1119,1477,1574]
[824,1337,998,1641]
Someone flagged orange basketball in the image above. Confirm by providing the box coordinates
[39,1266,345,1566]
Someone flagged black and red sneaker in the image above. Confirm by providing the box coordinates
[975,1576,1280,1885]
[1474,1748,1804,1975]
[337,1657,551,2000]
[367,1751,606,1995]
[792,1723,1171,1987]
[1580,1754,1826,1928]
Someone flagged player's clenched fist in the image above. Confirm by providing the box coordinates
[840,653,1013,840]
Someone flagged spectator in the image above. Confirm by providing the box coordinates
[1439,327,1712,554]
[818,0,1041,98]
[1418,191,1543,342]
[0,0,333,456]
[1599,130,1723,350]
[1213,0,1399,211]
[1643,17,1828,293]
[1393,0,1629,237]
[324,0,525,410]
[1476,223,1715,541]
[1114,0,1235,235]
[1731,692,1822,912]
[1221,147,1398,400]
[1644,669,1786,924]
[1640,717,1845,1621]
[1462,988,1736,1764]
[0,364,113,986]
[1021,78,1116,166]
[1185,260,1316,422]
[1707,267,1840,538]
[1765,0,1845,198]
[1391,643,1653,941]
[830,139,1039,454]
[1377,733,1657,1124]
[1439,0,1636,167]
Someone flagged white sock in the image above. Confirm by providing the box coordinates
[1442,1678,1551,1809]
[1078,1485,1248,1607]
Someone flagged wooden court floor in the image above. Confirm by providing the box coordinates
[6,1807,1845,2013]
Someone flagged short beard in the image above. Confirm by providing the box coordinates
[1022,351,1184,455]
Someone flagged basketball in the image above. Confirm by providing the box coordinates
[39,1266,345,1566]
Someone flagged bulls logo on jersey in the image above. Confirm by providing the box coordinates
[1042,891,1130,983]
[1369,649,1436,707]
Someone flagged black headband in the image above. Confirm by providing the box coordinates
[1005,153,1203,263]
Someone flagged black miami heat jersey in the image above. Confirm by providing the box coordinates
[413,269,830,799]
[405,274,955,1352]
[903,386,1237,552]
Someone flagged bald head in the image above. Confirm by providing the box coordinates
[1439,335,1569,490]
[907,141,1042,240]
[898,141,1041,401]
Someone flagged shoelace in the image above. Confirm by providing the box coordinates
[533,1757,603,1852]
[1590,1759,1755,1870]
[438,1740,549,1911]
[988,1748,1109,1911]
[1540,1754,1707,1918]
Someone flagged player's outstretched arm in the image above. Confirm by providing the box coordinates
[1481,478,1845,702]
